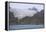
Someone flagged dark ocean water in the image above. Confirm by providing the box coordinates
[9,24,44,30]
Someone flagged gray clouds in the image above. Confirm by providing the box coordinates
[9,3,44,19]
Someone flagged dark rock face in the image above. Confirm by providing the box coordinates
[9,11,18,25]
[33,9,44,18]
[9,11,14,19]
[31,9,44,24]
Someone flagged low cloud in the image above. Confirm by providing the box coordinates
[10,8,38,19]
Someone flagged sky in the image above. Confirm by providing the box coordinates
[10,3,44,12]
[9,3,44,19]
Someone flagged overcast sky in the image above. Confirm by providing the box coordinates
[9,3,44,19]
[10,3,44,12]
